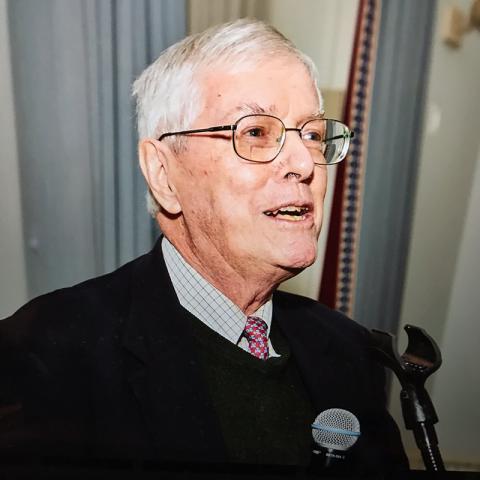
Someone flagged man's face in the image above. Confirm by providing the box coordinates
[169,57,328,281]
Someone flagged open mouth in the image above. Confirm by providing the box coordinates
[263,205,310,221]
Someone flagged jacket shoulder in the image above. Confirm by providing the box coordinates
[0,254,145,349]
[0,254,147,410]
[274,289,371,347]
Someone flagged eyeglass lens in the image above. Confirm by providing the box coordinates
[233,115,350,165]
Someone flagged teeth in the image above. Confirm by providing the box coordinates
[279,206,304,213]
[264,205,309,219]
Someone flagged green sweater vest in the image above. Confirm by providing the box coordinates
[188,317,315,465]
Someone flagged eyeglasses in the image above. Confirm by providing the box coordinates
[158,114,354,165]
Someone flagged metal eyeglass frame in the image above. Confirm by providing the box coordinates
[157,114,354,165]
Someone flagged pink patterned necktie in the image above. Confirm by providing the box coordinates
[243,316,269,360]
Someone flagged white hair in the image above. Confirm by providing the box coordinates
[132,18,322,217]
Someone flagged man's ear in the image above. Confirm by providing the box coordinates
[138,139,182,215]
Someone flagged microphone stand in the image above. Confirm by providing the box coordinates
[370,324,445,472]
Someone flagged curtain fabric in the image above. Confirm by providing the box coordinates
[354,0,436,331]
[8,0,186,299]
[319,0,381,317]
[319,0,436,333]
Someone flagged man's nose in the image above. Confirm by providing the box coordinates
[277,130,315,181]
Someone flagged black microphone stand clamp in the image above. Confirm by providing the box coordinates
[370,324,445,472]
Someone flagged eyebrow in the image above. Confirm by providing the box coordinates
[305,109,325,120]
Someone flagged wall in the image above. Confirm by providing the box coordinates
[432,145,480,466]
[264,0,358,90]
[391,0,480,467]
[0,0,27,318]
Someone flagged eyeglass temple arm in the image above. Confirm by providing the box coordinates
[324,131,355,142]
[158,125,235,141]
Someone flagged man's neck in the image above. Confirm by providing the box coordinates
[164,234,289,315]
[175,248,276,315]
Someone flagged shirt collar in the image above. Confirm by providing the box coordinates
[162,237,272,345]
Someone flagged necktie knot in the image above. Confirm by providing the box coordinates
[244,316,269,360]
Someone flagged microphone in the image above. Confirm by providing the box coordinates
[311,408,361,469]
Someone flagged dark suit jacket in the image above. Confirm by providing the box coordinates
[0,239,408,472]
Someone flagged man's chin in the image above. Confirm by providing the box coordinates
[277,250,317,274]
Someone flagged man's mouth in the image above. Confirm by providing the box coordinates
[263,205,310,222]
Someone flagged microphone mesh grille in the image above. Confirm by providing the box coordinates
[312,408,360,451]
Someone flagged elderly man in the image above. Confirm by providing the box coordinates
[0,19,408,472]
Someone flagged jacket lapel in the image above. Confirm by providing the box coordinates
[121,239,226,462]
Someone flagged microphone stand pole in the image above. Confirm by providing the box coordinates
[370,325,445,472]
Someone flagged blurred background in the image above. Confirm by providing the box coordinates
[1,0,479,470]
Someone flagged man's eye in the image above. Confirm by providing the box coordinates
[245,127,265,137]
[302,131,324,142]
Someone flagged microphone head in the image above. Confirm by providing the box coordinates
[312,408,361,451]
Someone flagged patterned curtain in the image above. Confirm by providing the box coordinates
[319,0,381,317]
[319,0,436,334]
